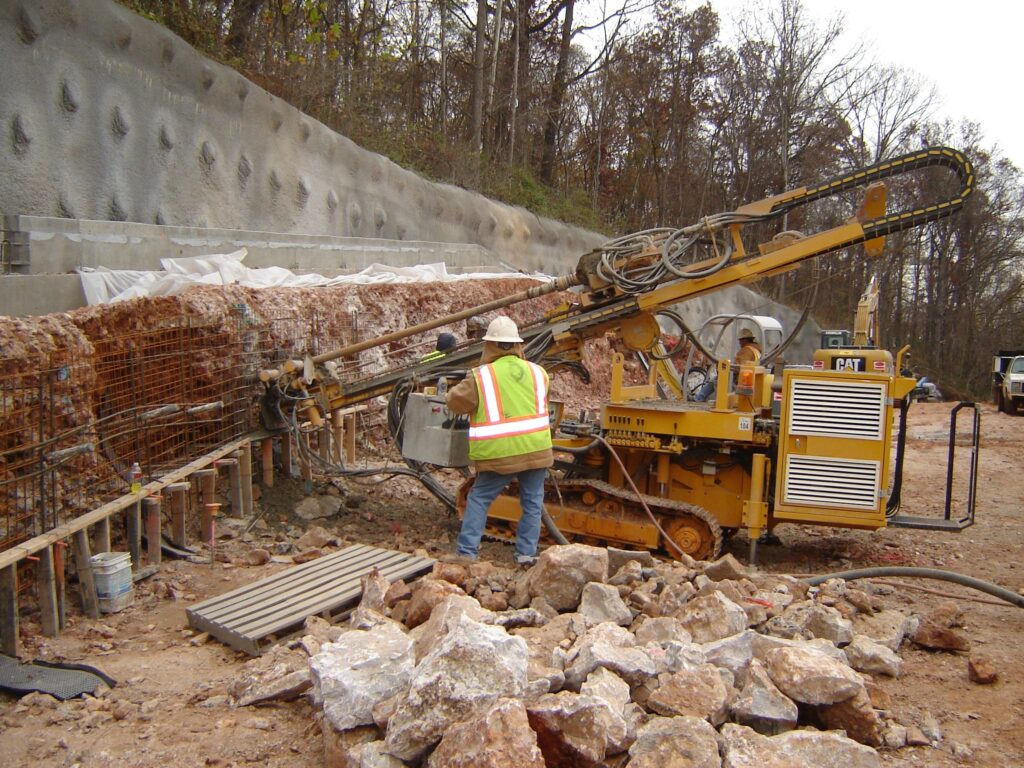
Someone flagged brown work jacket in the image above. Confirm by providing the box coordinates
[445,343,554,475]
[735,342,762,365]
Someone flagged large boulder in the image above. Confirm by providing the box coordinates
[843,634,902,677]
[729,658,797,735]
[771,602,853,646]
[524,544,609,611]
[578,582,633,626]
[626,716,722,768]
[411,593,492,662]
[635,616,693,647]
[310,621,414,732]
[646,665,734,725]
[526,690,630,764]
[852,609,914,652]
[720,723,880,768]
[384,615,528,761]
[816,688,884,746]
[426,698,546,768]
[674,592,749,643]
[563,622,656,689]
[763,646,863,706]
[404,578,466,628]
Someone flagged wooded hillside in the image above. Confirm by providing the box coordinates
[121,0,1024,397]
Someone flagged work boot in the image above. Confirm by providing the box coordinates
[441,552,477,566]
[514,554,537,567]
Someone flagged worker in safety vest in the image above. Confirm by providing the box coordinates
[445,316,553,565]
[693,326,762,401]
[421,332,457,363]
[734,327,762,365]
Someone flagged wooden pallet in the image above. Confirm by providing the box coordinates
[186,544,434,655]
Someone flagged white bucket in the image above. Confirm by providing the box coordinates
[90,552,134,613]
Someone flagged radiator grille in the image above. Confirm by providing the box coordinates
[1011,381,1024,395]
[783,455,881,510]
[788,379,886,439]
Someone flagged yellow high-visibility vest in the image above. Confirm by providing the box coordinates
[469,356,552,461]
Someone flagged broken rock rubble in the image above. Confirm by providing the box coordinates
[230,543,966,766]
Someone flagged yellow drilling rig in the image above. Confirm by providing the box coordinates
[260,146,980,561]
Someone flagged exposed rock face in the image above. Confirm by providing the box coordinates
[646,665,733,725]
[674,592,749,643]
[578,582,633,627]
[626,716,723,768]
[720,723,880,768]
[763,646,863,706]
[729,658,798,735]
[384,615,528,761]
[310,622,415,732]
[524,544,609,612]
[526,690,630,764]
[844,634,902,677]
[426,698,546,768]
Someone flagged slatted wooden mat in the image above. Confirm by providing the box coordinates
[186,544,434,655]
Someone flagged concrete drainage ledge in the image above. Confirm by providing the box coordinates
[0,215,516,317]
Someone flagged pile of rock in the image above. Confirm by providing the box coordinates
[234,544,952,767]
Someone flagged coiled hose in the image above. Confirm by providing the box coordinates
[804,566,1024,609]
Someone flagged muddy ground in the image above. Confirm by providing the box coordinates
[0,401,1021,767]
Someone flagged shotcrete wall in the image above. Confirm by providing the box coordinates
[0,0,604,272]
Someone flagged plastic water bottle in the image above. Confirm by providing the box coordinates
[129,462,143,494]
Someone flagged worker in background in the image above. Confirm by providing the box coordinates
[693,326,762,401]
[421,332,457,363]
[445,316,553,566]
[734,327,762,365]
[466,315,489,342]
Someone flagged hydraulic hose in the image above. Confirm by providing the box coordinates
[804,566,1024,609]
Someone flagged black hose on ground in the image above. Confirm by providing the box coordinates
[542,506,570,545]
[804,566,1024,609]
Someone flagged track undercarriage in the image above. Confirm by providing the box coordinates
[462,477,723,561]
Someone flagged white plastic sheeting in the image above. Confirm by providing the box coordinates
[78,249,551,305]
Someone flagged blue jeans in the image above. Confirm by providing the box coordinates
[456,467,547,559]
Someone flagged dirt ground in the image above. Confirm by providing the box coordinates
[0,400,1021,767]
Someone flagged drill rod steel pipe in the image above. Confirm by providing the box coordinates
[308,273,580,365]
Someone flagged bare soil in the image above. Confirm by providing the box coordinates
[1,401,1021,767]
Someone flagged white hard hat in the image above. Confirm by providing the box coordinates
[483,316,523,343]
[738,327,756,340]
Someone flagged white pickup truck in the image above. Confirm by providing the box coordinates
[993,350,1024,415]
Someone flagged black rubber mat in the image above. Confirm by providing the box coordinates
[0,654,116,700]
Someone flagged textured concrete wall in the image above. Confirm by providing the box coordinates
[0,0,604,273]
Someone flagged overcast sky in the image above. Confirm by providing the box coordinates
[708,0,1022,169]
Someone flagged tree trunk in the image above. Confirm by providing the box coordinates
[539,0,574,185]
[470,0,488,156]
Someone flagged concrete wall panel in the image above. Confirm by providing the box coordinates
[0,0,605,269]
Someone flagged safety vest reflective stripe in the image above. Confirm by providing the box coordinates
[530,362,547,415]
[469,414,550,439]
[476,365,504,422]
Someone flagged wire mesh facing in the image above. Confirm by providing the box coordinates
[0,312,265,556]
